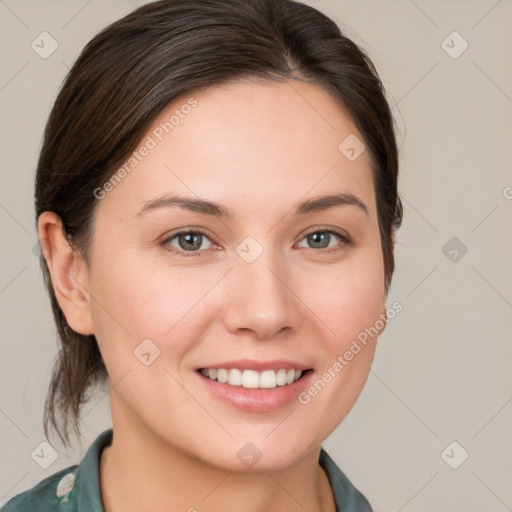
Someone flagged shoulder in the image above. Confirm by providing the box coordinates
[319,448,374,512]
[2,429,112,512]
[2,466,78,512]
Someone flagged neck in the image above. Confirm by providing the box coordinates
[99,404,335,512]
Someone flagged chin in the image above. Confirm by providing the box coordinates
[198,435,318,474]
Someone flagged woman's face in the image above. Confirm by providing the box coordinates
[84,79,386,470]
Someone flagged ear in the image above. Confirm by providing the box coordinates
[38,211,95,335]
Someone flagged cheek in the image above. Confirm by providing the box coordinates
[305,245,386,351]
[87,251,221,364]
[288,246,385,443]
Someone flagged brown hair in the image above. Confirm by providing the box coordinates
[36,0,403,444]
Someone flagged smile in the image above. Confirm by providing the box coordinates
[199,368,303,389]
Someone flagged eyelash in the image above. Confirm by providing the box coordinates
[161,228,352,258]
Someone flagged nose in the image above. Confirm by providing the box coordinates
[221,247,303,340]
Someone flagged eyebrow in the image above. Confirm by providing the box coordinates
[135,193,369,219]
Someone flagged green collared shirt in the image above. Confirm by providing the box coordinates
[2,429,373,511]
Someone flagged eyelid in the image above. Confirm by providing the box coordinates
[297,226,351,242]
[160,226,216,242]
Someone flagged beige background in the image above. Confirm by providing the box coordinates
[1,0,511,510]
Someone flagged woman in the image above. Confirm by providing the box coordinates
[3,0,402,510]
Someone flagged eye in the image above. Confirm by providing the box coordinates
[161,228,351,257]
[296,229,350,253]
[162,229,215,256]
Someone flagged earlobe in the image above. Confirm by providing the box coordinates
[38,212,95,335]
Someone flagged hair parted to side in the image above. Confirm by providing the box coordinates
[36,0,403,445]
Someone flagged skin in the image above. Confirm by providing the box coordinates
[40,78,390,512]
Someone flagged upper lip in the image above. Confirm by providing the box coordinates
[197,359,311,372]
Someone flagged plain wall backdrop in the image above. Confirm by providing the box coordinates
[0,0,511,510]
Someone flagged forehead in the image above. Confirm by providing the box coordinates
[96,79,376,221]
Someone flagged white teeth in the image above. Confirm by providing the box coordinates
[200,367,305,389]
[217,368,229,383]
[260,370,277,389]
[242,370,259,389]
[227,368,242,386]
[276,368,287,385]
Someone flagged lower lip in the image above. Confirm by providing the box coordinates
[196,370,314,412]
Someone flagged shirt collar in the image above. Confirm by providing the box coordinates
[74,428,112,511]
[319,447,373,511]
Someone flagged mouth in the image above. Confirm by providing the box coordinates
[195,365,314,412]
[197,367,309,389]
